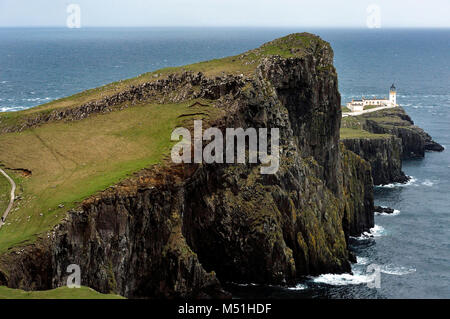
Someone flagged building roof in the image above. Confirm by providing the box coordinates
[390,83,396,91]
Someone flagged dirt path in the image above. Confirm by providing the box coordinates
[0,168,16,229]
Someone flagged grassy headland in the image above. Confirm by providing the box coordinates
[0,32,328,254]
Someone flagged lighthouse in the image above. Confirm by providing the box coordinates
[389,83,397,107]
[346,84,398,112]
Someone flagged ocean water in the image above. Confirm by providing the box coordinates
[0,27,449,299]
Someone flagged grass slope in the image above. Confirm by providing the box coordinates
[341,106,351,113]
[340,128,391,139]
[0,100,219,252]
[0,285,124,299]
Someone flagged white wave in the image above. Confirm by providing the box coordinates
[1,106,28,112]
[365,225,385,237]
[0,81,7,84]
[312,272,374,286]
[312,262,415,287]
[356,256,369,265]
[375,209,400,216]
[378,176,417,188]
[380,264,416,276]
[421,180,434,187]
[352,225,386,240]
[287,283,307,290]
[23,97,51,102]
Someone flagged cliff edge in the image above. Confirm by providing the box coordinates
[0,33,374,298]
[341,106,443,185]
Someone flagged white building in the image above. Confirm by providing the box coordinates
[346,84,397,112]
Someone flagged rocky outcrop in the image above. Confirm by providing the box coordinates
[374,206,395,215]
[0,33,375,298]
[360,107,444,159]
[0,73,247,134]
[341,136,409,185]
[341,106,443,185]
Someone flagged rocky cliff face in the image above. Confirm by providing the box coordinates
[341,106,443,185]
[340,145,374,236]
[361,107,444,159]
[0,34,374,298]
[341,136,408,185]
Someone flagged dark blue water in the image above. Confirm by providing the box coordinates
[0,27,449,298]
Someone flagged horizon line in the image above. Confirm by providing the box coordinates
[1,25,450,29]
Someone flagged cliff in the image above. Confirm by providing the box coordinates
[341,131,407,185]
[358,107,443,159]
[0,33,374,298]
[341,107,443,185]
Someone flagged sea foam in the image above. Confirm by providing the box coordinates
[375,209,400,216]
[311,259,416,286]
[287,283,307,290]
[378,176,417,188]
[351,225,386,240]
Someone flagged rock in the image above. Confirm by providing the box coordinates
[348,251,357,263]
[341,106,443,185]
[374,206,395,214]
[341,136,409,185]
[360,107,444,159]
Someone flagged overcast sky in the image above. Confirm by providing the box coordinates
[0,0,449,28]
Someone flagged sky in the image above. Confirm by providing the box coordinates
[0,0,449,28]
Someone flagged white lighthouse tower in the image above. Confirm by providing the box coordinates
[389,83,397,107]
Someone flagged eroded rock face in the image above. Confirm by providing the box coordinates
[0,72,247,134]
[340,145,374,237]
[341,106,443,185]
[341,136,409,185]
[361,107,444,159]
[0,34,375,298]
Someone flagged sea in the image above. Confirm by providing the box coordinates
[0,27,449,299]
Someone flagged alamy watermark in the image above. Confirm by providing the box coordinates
[66,4,81,28]
[366,263,381,288]
[66,264,81,288]
[366,4,381,29]
[171,120,280,174]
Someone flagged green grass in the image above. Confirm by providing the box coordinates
[370,116,410,125]
[341,115,364,130]
[364,104,381,110]
[0,100,221,253]
[0,286,124,299]
[341,106,351,112]
[340,128,391,139]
